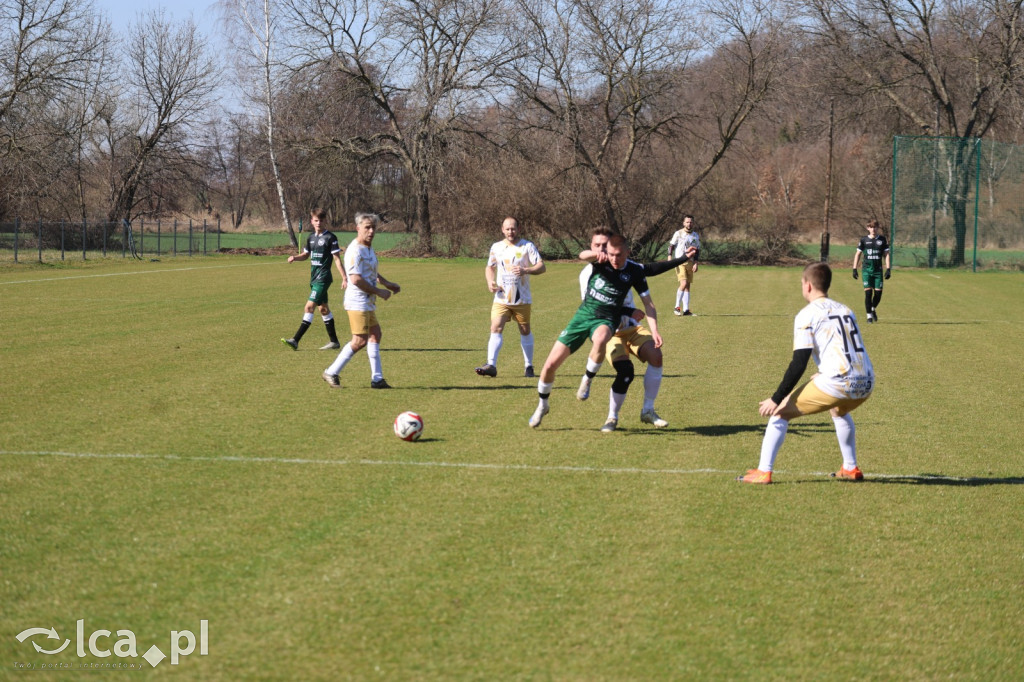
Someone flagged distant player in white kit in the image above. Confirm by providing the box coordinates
[475,217,546,378]
[668,214,700,315]
[738,262,875,484]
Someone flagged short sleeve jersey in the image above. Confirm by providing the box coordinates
[579,260,650,325]
[856,235,889,272]
[487,239,543,305]
[343,240,379,312]
[669,229,700,259]
[794,297,875,399]
[580,264,638,331]
[305,231,342,285]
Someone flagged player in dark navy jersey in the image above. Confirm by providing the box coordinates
[851,220,891,323]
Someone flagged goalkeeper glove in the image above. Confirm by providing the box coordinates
[885,268,891,280]
[852,268,858,279]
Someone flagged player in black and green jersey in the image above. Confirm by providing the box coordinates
[529,233,662,428]
[851,219,891,323]
[281,208,348,350]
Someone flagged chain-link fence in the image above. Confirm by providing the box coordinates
[892,135,1024,271]
[0,218,223,263]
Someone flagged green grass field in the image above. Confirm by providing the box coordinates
[2,257,1022,679]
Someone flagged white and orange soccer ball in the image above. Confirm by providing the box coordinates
[394,411,424,442]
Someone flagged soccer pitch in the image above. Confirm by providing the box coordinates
[2,256,1022,679]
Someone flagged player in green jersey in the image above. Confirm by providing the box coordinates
[281,208,348,350]
[529,233,661,428]
[851,220,891,323]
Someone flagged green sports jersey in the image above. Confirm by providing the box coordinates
[305,231,341,285]
[578,260,651,323]
[857,235,889,271]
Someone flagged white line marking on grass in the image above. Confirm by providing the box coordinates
[0,449,987,482]
[0,261,278,286]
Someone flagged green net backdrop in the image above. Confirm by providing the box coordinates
[892,135,1024,271]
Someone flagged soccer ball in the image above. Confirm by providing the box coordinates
[394,411,424,442]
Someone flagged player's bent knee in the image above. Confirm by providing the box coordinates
[611,360,634,393]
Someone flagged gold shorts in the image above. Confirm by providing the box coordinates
[607,325,654,363]
[346,310,379,335]
[676,261,695,283]
[491,302,531,326]
[780,380,869,419]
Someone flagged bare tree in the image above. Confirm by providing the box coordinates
[200,111,261,229]
[105,10,219,222]
[219,0,299,245]
[801,0,1024,265]
[505,0,787,251]
[283,0,518,251]
[505,0,694,240]
[0,0,110,154]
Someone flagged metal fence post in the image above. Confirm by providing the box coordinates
[59,219,65,260]
[157,219,161,256]
[217,216,221,251]
[82,219,87,260]
[14,217,19,262]
[122,220,127,258]
[173,219,177,256]
[140,217,145,258]
[189,219,193,257]
[203,219,207,255]
[38,218,43,262]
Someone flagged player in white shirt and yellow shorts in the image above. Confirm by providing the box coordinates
[475,217,546,378]
[738,262,875,484]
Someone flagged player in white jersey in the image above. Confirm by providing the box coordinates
[668,215,701,315]
[475,217,546,378]
[322,213,401,389]
[738,262,874,484]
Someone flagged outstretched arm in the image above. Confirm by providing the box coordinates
[759,348,813,416]
[643,246,698,276]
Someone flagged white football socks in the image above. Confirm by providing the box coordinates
[833,413,857,469]
[609,390,626,420]
[367,342,383,381]
[487,332,503,366]
[643,365,662,411]
[326,343,356,375]
[758,416,789,472]
[520,332,534,367]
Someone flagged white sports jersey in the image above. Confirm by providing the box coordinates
[669,229,700,259]
[488,239,542,305]
[795,297,874,399]
[343,240,379,312]
[579,263,638,331]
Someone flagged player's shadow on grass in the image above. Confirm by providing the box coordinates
[885,321,982,326]
[680,424,833,437]
[387,348,477,352]
[869,474,1024,486]
[433,384,537,391]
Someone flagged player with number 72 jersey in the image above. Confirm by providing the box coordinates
[795,297,874,400]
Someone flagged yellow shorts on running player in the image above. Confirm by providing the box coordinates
[675,261,695,283]
[346,310,379,335]
[607,326,654,363]
[490,302,531,326]
[780,380,870,419]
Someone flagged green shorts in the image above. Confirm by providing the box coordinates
[861,269,884,290]
[557,311,616,353]
[307,281,330,305]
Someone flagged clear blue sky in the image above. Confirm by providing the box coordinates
[95,0,220,33]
